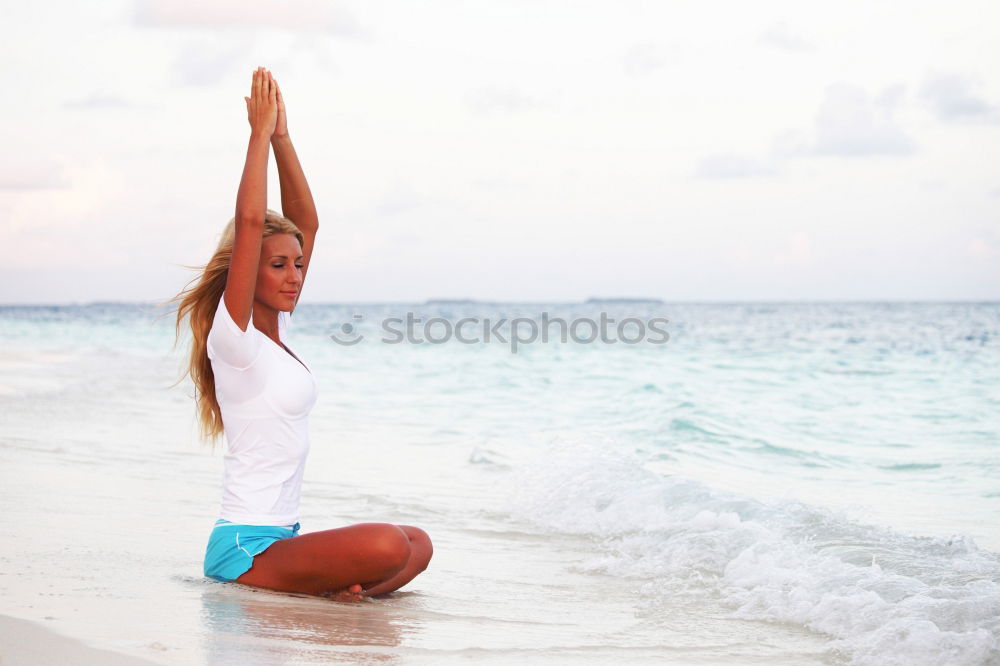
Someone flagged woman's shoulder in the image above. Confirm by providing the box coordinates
[208,297,266,370]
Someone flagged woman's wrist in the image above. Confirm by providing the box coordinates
[271,132,292,145]
[249,132,273,147]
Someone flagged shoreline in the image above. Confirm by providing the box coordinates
[0,614,161,666]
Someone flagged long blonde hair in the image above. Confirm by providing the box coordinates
[160,210,304,446]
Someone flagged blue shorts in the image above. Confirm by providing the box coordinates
[203,519,301,582]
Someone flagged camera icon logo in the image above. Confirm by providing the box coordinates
[329,314,365,346]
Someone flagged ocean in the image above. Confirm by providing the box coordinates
[0,301,997,664]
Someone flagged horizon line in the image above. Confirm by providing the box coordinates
[2,298,999,308]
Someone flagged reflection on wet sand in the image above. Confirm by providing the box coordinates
[200,582,420,663]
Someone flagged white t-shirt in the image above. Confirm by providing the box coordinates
[206,297,318,526]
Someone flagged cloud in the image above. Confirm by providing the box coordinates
[695,153,777,179]
[967,239,996,258]
[2,161,124,273]
[921,72,998,123]
[0,162,70,191]
[465,87,537,115]
[62,94,135,109]
[699,83,913,178]
[623,44,664,75]
[471,176,530,192]
[375,181,422,217]
[173,39,251,86]
[778,232,814,266]
[776,82,913,157]
[134,0,360,35]
[758,22,815,52]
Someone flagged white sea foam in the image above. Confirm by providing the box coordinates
[508,441,1000,666]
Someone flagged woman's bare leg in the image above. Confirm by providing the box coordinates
[362,525,433,597]
[235,523,411,597]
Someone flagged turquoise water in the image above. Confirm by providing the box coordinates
[1,301,997,664]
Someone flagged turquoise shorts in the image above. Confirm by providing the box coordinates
[203,519,301,582]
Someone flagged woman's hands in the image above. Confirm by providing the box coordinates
[244,66,278,139]
[273,76,288,139]
[244,66,288,139]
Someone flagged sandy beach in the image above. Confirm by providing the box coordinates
[0,614,160,665]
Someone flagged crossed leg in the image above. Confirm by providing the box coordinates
[235,523,432,601]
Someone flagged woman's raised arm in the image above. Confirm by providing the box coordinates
[225,67,278,332]
[270,77,318,311]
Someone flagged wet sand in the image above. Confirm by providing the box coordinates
[0,614,161,665]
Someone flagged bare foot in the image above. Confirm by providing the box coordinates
[325,584,364,602]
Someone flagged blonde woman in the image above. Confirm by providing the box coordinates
[171,67,432,601]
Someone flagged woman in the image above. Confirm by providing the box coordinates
[170,67,432,601]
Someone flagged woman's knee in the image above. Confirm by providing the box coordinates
[400,525,433,571]
[367,524,411,574]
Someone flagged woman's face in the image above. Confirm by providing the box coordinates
[255,233,303,312]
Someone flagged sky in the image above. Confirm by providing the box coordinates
[1,0,998,304]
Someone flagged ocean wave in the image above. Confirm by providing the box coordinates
[507,441,1000,666]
